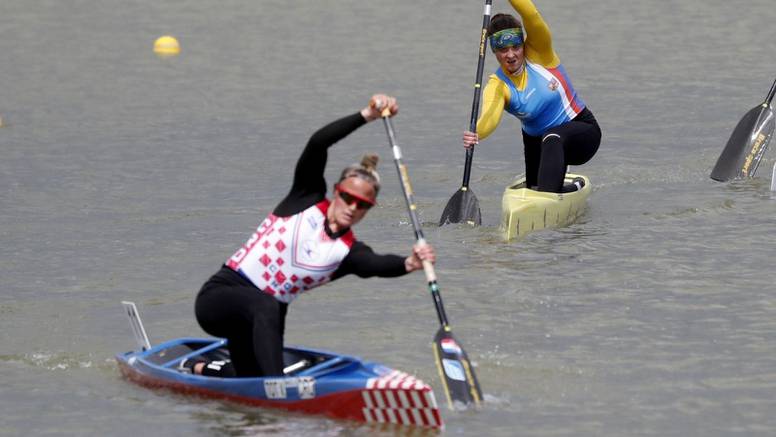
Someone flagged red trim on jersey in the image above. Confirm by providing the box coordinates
[315,198,356,248]
[339,229,355,247]
[548,66,583,114]
[315,198,330,214]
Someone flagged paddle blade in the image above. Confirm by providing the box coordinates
[438,188,482,226]
[771,162,776,192]
[711,105,775,181]
[432,327,482,408]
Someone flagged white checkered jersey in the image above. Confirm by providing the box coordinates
[226,199,355,303]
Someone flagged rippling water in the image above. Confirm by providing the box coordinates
[2,0,776,435]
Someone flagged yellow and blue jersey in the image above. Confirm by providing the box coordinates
[494,61,584,136]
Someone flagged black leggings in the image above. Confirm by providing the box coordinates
[523,107,601,192]
[195,267,287,377]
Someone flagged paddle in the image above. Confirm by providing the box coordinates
[438,0,492,226]
[375,102,483,408]
[771,162,776,192]
[710,77,776,181]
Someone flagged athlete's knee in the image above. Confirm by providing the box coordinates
[541,132,563,149]
[540,133,564,155]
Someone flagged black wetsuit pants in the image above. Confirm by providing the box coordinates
[195,266,287,377]
[522,107,601,192]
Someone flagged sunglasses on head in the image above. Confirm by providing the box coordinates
[335,185,375,210]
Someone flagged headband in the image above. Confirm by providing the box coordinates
[490,28,524,51]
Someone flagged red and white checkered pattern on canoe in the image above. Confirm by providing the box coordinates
[361,370,443,429]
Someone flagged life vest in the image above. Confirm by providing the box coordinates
[226,199,354,304]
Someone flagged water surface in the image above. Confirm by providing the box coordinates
[2,0,776,435]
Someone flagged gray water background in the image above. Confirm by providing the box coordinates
[2,0,776,435]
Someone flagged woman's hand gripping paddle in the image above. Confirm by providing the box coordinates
[710,77,776,181]
[374,100,483,408]
[439,0,492,226]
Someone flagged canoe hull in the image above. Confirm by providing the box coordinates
[501,173,591,240]
[116,337,442,429]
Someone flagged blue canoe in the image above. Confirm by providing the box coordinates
[115,303,443,429]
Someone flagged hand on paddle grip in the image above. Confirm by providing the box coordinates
[462,130,479,149]
[364,95,399,121]
[405,241,436,274]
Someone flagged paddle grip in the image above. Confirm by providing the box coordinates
[369,98,394,118]
[422,260,437,283]
[416,238,438,283]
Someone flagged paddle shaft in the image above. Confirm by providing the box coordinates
[765,78,776,106]
[461,0,493,188]
[380,110,450,328]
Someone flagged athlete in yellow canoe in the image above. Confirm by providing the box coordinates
[463,0,601,193]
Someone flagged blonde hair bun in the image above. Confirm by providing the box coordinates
[338,152,382,194]
[360,153,379,172]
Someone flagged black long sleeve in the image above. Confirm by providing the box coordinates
[266,111,410,280]
[273,112,367,217]
[331,241,407,280]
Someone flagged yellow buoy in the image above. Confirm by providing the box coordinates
[154,35,180,57]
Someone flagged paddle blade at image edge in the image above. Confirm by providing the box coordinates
[743,109,775,177]
[710,106,765,181]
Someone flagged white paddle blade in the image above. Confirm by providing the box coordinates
[121,301,151,351]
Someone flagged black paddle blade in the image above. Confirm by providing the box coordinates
[711,104,775,181]
[438,188,482,226]
[432,327,482,408]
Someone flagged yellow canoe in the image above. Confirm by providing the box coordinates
[500,173,591,241]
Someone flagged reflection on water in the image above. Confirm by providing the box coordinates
[189,401,440,437]
[190,404,292,436]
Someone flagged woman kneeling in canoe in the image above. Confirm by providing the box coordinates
[190,94,436,377]
[463,0,601,193]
